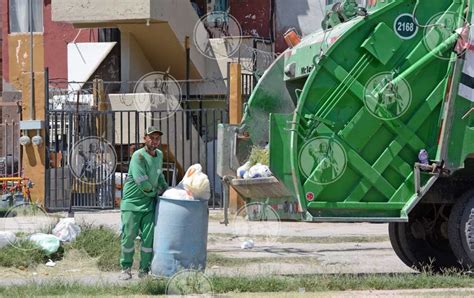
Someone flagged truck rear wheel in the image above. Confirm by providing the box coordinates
[388,223,413,267]
[448,190,474,268]
[469,211,474,253]
[389,204,461,272]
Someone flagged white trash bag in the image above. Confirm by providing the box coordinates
[52,218,81,242]
[29,233,61,255]
[240,239,254,249]
[182,164,211,200]
[162,187,193,200]
[0,231,16,249]
[237,161,252,178]
[244,163,273,179]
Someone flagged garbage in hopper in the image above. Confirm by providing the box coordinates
[237,146,272,179]
[243,163,272,179]
[237,161,252,178]
[162,164,210,200]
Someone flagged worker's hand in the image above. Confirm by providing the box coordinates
[158,187,168,196]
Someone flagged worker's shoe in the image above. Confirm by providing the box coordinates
[138,270,149,279]
[119,268,132,280]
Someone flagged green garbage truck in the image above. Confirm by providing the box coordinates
[217,0,474,271]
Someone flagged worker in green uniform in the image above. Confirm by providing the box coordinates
[119,126,169,280]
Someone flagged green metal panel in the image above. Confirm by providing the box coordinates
[270,113,293,184]
[241,54,299,146]
[287,0,464,220]
[361,22,402,65]
[238,0,473,222]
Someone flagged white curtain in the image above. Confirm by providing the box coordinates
[9,0,43,33]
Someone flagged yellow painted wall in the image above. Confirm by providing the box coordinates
[9,33,46,206]
[8,34,45,92]
[21,72,46,206]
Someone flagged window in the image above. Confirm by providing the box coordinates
[9,0,43,33]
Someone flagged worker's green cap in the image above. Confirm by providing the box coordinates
[145,126,163,136]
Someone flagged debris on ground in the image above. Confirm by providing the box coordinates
[28,233,61,255]
[0,231,16,248]
[53,218,81,242]
[45,259,56,267]
[241,239,254,249]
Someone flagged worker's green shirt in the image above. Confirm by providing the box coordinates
[121,147,168,212]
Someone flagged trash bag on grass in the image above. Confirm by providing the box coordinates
[0,231,16,248]
[52,218,81,242]
[28,233,60,255]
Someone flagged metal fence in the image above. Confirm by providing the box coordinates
[46,78,229,211]
[0,120,21,178]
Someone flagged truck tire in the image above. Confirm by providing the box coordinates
[468,210,474,253]
[389,204,461,272]
[388,223,413,268]
[448,190,474,268]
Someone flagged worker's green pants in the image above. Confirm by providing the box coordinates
[120,211,154,272]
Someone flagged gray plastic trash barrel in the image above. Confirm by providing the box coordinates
[151,197,209,277]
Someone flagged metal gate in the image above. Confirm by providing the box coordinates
[0,120,21,178]
[45,80,228,211]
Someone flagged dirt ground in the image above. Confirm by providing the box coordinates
[0,209,414,285]
[2,209,474,296]
[73,210,413,276]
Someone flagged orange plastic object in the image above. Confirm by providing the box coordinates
[284,28,301,48]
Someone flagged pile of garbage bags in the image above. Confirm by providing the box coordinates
[162,164,211,201]
[235,145,273,179]
[0,218,81,255]
[237,162,272,179]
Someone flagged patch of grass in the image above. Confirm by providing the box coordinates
[96,244,121,272]
[0,240,64,269]
[66,224,121,272]
[0,279,168,297]
[207,253,320,267]
[0,272,472,296]
[2,225,136,272]
[209,272,474,293]
[67,225,118,258]
[208,233,389,244]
